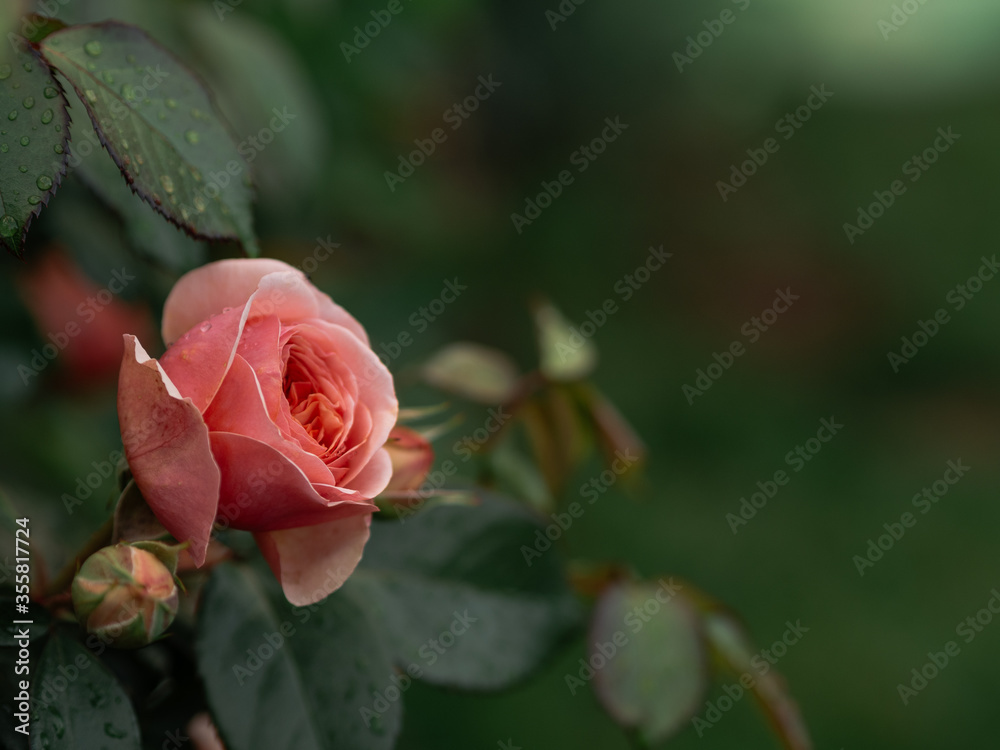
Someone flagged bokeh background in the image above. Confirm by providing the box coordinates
[3,0,1000,747]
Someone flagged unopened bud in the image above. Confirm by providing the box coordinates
[71,544,179,649]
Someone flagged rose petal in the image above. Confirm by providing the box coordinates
[203,355,333,486]
[118,335,220,565]
[209,432,374,531]
[162,259,369,346]
[384,426,434,493]
[254,514,371,606]
[344,445,393,498]
[158,304,248,413]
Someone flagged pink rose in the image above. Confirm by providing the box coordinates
[118,259,397,605]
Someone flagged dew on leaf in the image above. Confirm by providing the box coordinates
[22,97,33,109]
[0,64,10,80]
[7,111,16,121]
[19,137,29,146]
[165,98,177,109]
[0,215,18,237]
[86,62,97,71]
[22,62,32,73]
[37,175,53,190]
[120,84,135,101]
[0,144,6,153]
[18,166,27,173]
[84,89,97,103]
[159,175,175,193]
[84,40,103,57]
[40,109,53,124]
[43,86,57,99]
[27,195,40,205]
[102,71,115,85]
[184,130,199,145]
[193,195,207,212]
[53,144,64,154]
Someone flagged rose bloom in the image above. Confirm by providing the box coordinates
[118,259,401,605]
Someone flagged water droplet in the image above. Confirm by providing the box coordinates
[54,125,61,132]
[22,62,32,73]
[7,111,16,121]
[126,54,136,64]
[53,144,64,154]
[0,144,6,153]
[120,83,135,101]
[0,215,18,237]
[200,321,212,332]
[222,307,233,313]
[19,136,29,146]
[135,154,144,165]
[86,62,97,71]
[28,195,40,205]
[121,138,130,150]
[0,65,10,80]
[159,174,175,193]
[40,109,53,124]
[165,98,177,109]
[18,165,27,173]
[102,71,115,85]
[84,89,97,103]
[193,195,207,212]
[84,40,103,56]
[21,96,33,109]
[158,112,166,120]
[36,175,52,190]
[43,86,57,99]
[184,130,199,145]
[180,206,190,221]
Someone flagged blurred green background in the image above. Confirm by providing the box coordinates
[3,0,1000,747]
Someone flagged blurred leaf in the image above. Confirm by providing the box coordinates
[40,22,259,255]
[490,436,554,514]
[702,607,813,750]
[590,579,707,745]
[520,399,567,496]
[184,8,327,212]
[346,492,582,690]
[533,300,597,382]
[74,133,205,271]
[574,383,646,475]
[112,479,169,544]
[32,630,141,749]
[197,563,401,750]
[421,343,521,404]
[19,15,66,44]
[0,37,70,257]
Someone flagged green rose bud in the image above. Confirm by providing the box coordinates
[71,544,179,649]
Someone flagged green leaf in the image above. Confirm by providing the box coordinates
[31,630,141,749]
[0,37,71,256]
[421,343,522,404]
[533,300,598,382]
[590,579,708,745]
[702,607,813,750]
[39,22,259,255]
[346,492,582,689]
[74,134,206,271]
[197,563,401,750]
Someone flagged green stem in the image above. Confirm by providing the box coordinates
[45,517,114,596]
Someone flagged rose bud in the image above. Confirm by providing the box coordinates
[71,544,179,649]
[118,259,398,606]
[384,426,435,493]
